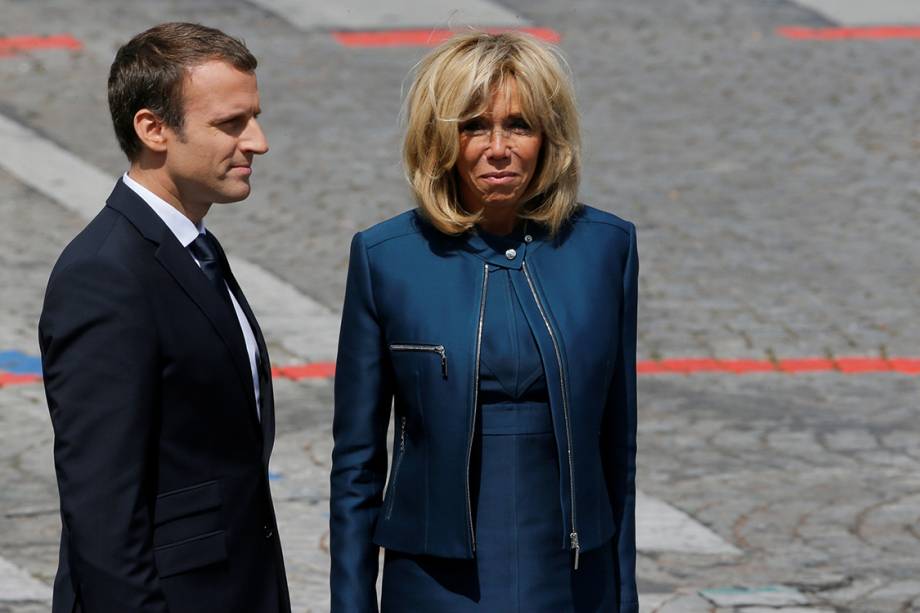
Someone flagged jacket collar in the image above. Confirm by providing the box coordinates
[457,217,553,269]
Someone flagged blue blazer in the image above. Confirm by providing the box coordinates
[331,205,639,613]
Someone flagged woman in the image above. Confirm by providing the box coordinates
[331,31,638,612]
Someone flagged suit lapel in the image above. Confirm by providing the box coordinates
[105,181,259,424]
[154,236,258,413]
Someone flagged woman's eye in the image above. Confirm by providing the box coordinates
[460,119,487,134]
[508,119,532,134]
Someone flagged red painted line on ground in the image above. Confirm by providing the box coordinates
[0,34,82,56]
[717,359,778,374]
[268,355,913,379]
[777,26,920,40]
[333,27,561,48]
[2,355,915,387]
[834,357,891,373]
[777,357,836,373]
[273,362,337,380]
[0,373,42,387]
[888,358,920,374]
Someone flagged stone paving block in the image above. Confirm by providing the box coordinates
[736,607,834,613]
[851,580,920,612]
[0,555,51,602]
[647,591,714,612]
[698,585,809,608]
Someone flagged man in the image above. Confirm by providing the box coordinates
[38,23,290,612]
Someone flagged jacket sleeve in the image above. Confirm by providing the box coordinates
[39,257,169,612]
[601,223,639,613]
[330,232,393,613]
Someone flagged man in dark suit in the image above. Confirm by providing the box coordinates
[38,23,290,612]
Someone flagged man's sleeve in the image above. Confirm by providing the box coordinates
[39,257,169,612]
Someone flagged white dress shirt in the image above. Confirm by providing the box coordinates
[122,173,262,420]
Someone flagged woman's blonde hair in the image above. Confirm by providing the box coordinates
[402,31,581,236]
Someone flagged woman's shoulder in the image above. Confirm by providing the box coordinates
[356,208,427,249]
[570,203,635,238]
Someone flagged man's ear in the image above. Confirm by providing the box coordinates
[133,109,170,153]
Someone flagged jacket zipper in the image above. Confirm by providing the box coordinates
[522,261,580,569]
[385,416,407,520]
[465,263,489,552]
[389,344,448,378]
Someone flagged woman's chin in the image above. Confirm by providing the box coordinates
[480,192,524,208]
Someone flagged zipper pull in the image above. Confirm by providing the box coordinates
[436,345,448,378]
[571,532,580,570]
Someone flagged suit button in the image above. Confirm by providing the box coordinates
[505,248,517,260]
[263,523,274,539]
[524,234,533,243]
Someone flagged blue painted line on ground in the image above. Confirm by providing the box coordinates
[0,350,43,375]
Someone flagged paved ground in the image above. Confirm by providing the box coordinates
[1,0,919,611]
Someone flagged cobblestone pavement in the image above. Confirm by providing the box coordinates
[1,0,919,611]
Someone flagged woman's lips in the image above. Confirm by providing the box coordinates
[480,172,518,185]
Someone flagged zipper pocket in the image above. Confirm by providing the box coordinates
[389,343,448,378]
[385,416,407,520]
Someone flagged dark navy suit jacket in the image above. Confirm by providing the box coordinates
[331,205,639,613]
[39,180,290,613]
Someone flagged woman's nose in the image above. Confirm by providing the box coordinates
[487,128,510,157]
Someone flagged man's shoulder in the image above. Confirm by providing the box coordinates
[48,203,150,287]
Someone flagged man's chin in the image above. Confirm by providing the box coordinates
[213,183,253,204]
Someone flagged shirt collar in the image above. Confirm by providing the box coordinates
[122,172,205,247]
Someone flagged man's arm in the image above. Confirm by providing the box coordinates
[40,257,169,612]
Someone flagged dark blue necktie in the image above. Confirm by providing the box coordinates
[189,232,231,305]
[191,231,267,419]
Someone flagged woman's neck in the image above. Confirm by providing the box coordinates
[475,205,520,236]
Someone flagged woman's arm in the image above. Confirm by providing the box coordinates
[601,223,639,613]
[330,232,394,613]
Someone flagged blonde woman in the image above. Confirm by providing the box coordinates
[331,32,639,612]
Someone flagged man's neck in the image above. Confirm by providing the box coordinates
[127,167,210,224]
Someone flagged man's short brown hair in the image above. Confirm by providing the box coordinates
[108,22,257,160]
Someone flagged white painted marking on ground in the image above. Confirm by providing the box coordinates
[790,0,920,25]
[636,491,742,555]
[248,0,528,31]
[0,112,110,220]
[0,111,339,362]
[229,257,340,362]
[0,555,51,601]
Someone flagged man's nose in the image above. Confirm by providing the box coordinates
[242,118,269,155]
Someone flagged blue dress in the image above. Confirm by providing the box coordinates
[381,228,616,612]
